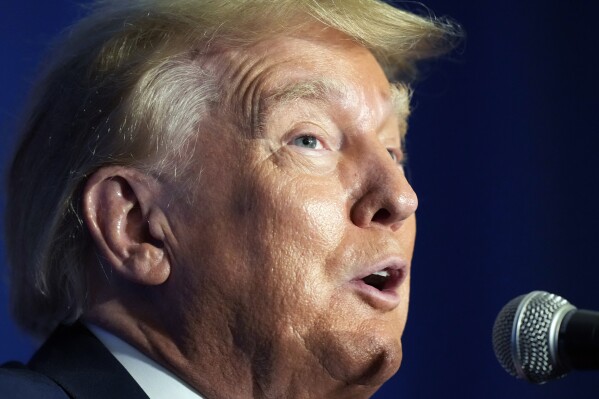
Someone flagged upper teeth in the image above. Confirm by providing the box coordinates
[372,270,390,277]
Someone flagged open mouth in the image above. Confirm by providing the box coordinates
[360,268,402,292]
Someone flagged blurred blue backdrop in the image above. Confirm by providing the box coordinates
[1,1,598,398]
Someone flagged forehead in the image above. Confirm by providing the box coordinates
[253,31,392,102]
[208,27,408,136]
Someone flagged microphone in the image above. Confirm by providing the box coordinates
[492,290,599,383]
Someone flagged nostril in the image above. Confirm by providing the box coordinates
[371,208,391,224]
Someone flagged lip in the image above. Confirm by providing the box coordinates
[349,257,408,311]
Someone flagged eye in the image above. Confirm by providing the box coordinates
[387,148,407,166]
[292,135,325,150]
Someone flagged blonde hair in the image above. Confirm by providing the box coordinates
[6,0,461,336]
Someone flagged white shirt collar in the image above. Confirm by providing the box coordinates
[86,324,205,399]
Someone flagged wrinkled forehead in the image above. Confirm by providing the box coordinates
[202,27,409,136]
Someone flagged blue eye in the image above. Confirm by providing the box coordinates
[292,135,323,150]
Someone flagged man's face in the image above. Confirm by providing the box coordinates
[163,28,417,396]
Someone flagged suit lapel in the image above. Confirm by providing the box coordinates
[28,322,150,399]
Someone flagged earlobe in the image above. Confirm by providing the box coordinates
[83,167,170,286]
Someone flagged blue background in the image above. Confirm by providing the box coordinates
[1,1,598,398]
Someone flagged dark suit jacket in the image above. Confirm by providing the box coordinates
[0,323,150,399]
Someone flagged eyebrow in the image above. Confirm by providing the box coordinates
[258,79,411,137]
[265,79,347,105]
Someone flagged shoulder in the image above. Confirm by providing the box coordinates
[2,323,149,399]
[27,322,150,399]
[0,361,69,399]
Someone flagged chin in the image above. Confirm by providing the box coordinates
[306,324,403,388]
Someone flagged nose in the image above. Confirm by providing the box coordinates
[350,147,418,232]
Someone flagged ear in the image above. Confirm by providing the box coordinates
[83,166,170,286]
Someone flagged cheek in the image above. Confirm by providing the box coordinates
[237,174,348,311]
[244,167,347,265]
[269,181,347,291]
[297,196,346,252]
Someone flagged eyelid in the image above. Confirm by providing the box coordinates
[387,147,408,166]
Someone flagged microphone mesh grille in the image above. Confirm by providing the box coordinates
[492,291,570,383]
[492,294,523,377]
